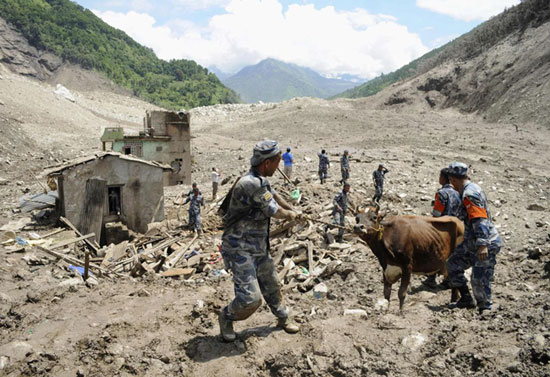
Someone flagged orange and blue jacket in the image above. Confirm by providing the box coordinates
[461,181,502,249]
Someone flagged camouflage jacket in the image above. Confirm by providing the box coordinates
[461,181,502,249]
[432,184,464,219]
[221,168,279,256]
[318,153,330,170]
[372,169,387,188]
[340,155,350,170]
[184,191,204,214]
[333,191,348,215]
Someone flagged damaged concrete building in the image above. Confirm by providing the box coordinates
[44,152,172,244]
[101,110,192,186]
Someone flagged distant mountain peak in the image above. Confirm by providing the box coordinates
[223,58,357,103]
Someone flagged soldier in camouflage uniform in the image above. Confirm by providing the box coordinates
[372,164,389,203]
[446,162,502,314]
[340,150,350,184]
[332,182,351,243]
[318,149,330,184]
[183,183,204,236]
[423,167,464,288]
[218,140,301,342]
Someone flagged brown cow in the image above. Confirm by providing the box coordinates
[354,207,464,311]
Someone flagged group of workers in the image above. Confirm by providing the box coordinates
[181,139,500,341]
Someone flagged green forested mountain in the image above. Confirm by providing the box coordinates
[334,0,550,99]
[223,58,357,103]
[0,0,240,109]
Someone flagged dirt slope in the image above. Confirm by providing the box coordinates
[372,20,550,127]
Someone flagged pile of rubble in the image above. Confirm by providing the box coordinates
[0,174,377,296]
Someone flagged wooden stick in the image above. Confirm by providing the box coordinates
[84,250,90,280]
[303,215,349,230]
[60,216,100,253]
[28,169,48,193]
[307,241,314,274]
[41,228,65,239]
[277,167,294,186]
[50,233,95,250]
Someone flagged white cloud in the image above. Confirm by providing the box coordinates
[169,0,231,11]
[416,0,520,22]
[94,0,429,79]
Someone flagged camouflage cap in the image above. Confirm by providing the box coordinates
[448,161,468,177]
[250,140,281,166]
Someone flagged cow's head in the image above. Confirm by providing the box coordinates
[354,205,382,239]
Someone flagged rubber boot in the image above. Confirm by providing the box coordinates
[218,312,236,342]
[277,317,300,334]
[454,285,476,309]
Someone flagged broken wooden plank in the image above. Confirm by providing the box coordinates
[100,241,129,268]
[50,233,95,250]
[165,235,198,268]
[307,242,314,274]
[35,245,120,277]
[278,258,294,281]
[161,267,195,278]
[60,216,100,254]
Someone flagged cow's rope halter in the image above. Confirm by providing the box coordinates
[370,224,384,241]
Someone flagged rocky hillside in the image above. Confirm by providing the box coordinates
[0,0,239,109]
[336,0,550,127]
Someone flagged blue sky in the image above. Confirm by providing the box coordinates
[73,0,519,79]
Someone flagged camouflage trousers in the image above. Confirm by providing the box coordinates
[341,168,349,183]
[373,185,383,202]
[319,168,328,182]
[222,251,289,321]
[447,242,500,310]
[333,212,345,242]
[188,211,201,231]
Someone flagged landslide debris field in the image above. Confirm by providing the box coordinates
[0,70,549,377]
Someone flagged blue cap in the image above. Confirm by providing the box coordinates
[448,162,468,177]
[250,140,281,166]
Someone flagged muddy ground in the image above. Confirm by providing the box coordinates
[0,69,549,376]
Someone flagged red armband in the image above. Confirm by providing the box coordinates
[464,197,488,220]
[433,193,445,213]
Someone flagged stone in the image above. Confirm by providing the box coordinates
[0,341,33,361]
[344,309,367,316]
[26,291,40,303]
[0,356,8,370]
[53,84,76,102]
[402,333,426,351]
[58,277,84,287]
[375,298,389,311]
[507,362,520,373]
[527,248,542,259]
[0,293,12,304]
[527,203,546,211]
[0,178,7,185]
[534,334,546,348]
[313,283,328,299]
